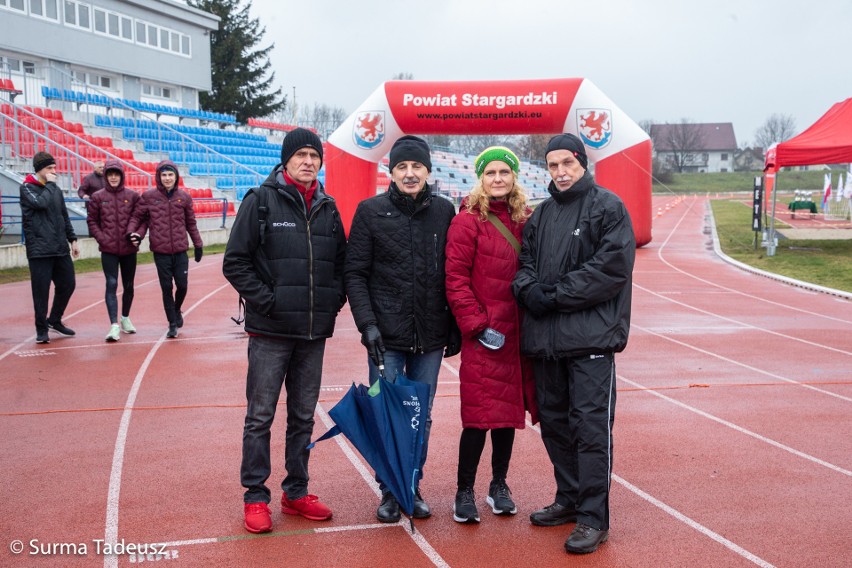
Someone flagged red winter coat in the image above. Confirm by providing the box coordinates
[127,161,202,254]
[445,198,537,428]
[87,161,142,256]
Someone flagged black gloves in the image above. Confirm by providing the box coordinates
[361,324,386,368]
[524,283,557,317]
[127,233,142,246]
[444,325,461,358]
[194,247,203,263]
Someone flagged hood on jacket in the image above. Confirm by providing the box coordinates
[24,173,43,186]
[103,159,125,192]
[155,159,181,193]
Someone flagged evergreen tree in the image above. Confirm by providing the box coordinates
[189,0,286,123]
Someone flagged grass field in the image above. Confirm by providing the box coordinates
[653,170,828,194]
[710,199,852,293]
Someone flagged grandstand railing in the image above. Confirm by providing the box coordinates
[1,103,153,191]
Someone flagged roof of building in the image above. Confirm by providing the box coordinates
[651,122,737,151]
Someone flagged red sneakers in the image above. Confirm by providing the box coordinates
[244,502,272,533]
[281,492,333,521]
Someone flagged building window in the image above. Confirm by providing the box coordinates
[135,20,145,43]
[147,24,157,46]
[1,0,28,13]
[93,6,104,32]
[721,153,729,161]
[142,82,177,101]
[23,61,36,74]
[73,70,115,91]
[29,0,58,21]
[64,0,90,30]
[181,35,190,55]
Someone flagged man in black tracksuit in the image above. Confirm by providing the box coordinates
[345,135,460,523]
[20,151,80,344]
[223,129,346,534]
[512,133,635,554]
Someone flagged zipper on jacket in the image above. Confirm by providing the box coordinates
[433,233,438,272]
[305,200,328,340]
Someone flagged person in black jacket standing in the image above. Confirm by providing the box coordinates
[223,128,346,534]
[512,134,635,555]
[20,152,80,344]
[345,135,460,523]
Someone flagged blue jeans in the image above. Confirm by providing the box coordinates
[367,348,442,492]
[241,335,326,504]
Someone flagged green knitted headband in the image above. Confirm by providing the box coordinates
[474,146,520,177]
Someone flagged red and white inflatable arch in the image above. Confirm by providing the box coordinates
[325,79,652,246]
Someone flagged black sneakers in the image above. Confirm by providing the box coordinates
[486,479,517,515]
[47,320,75,336]
[413,488,431,519]
[166,324,178,338]
[376,492,401,523]
[565,523,608,554]
[36,331,50,344]
[529,502,578,526]
[453,487,480,523]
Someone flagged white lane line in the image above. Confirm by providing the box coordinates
[654,197,852,323]
[619,374,851,477]
[634,281,852,357]
[315,403,450,568]
[632,323,852,403]
[524,420,776,568]
[613,475,776,568]
[103,283,230,568]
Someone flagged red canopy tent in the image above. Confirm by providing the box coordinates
[764,97,852,173]
[762,97,852,255]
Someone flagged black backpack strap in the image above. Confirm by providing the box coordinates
[253,186,270,246]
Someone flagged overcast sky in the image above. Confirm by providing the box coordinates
[246,0,851,148]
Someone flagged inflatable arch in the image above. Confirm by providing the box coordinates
[325,79,652,246]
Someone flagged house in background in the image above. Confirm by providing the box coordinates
[651,122,737,173]
[734,147,765,172]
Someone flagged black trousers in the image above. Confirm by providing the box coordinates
[101,252,137,323]
[534,354,616,531]
[153,252,188,325]
[457,427,515,489]
[28,255,76,334]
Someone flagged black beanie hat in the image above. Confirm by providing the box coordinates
[281,128,323,168]
[545,133,588,169]
[389,135,432,172]
[33,151,56,173]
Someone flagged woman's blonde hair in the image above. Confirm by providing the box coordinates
[464,171,530,224]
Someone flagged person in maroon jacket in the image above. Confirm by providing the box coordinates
[127,160,203,338]
[77,160,105,200]
[444,146,535,524]
[87,160,142,342]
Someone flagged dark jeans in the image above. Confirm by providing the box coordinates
[241,335,327,504]
[153,252,188,325]
[457,427,515,489]
[534,353,617,531]
[367,348,442,492]
[101,252,137,323]
[28,255,76,334]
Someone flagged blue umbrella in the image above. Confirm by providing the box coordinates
[309,374,429,520]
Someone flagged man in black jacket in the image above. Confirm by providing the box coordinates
[20,152,80,344]
[345,135,460,523]
[512,134,635,554]
[223,128,346,534]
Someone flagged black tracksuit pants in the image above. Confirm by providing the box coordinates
[28,255,76,334]
[534,353,617,531]
[153,252,188,325]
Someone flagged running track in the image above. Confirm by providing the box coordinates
[1,195,849,567]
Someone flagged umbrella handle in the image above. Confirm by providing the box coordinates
[378,364,386,378]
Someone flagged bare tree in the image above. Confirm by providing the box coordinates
[517,134,551,163]
[652,120,707,173]
[754,114,797,149]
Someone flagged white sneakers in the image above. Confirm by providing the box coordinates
[120,316,136,334]
[105,324,121,342]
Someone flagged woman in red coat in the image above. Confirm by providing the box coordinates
[445,146,535,523]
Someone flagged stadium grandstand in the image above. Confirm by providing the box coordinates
[1,0,550,248]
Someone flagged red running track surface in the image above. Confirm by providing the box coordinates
[0,194,850,567]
